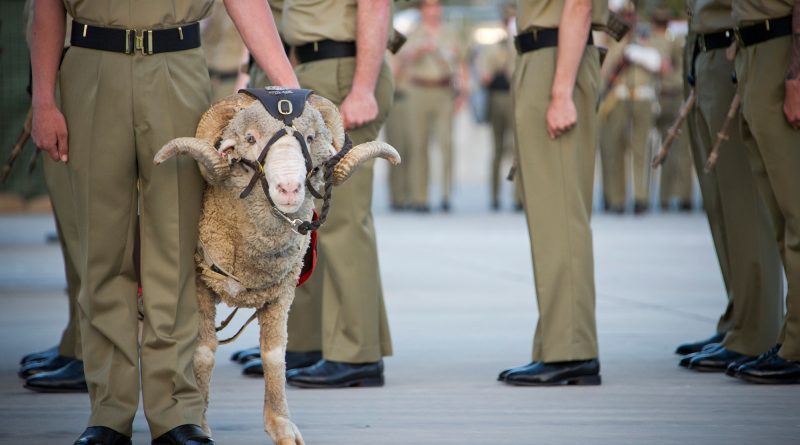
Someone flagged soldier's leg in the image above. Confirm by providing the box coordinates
[433,87,454,207]
[673,133,694,207]
[407,86,433,209]
[737,37,800,361]
[691,48,783,357]
[133,50,209,437]
[42,158,83,360]
[386,92,410,208]
[60,48,141,435]
[513,47,599,362]
[293,58,394,363]
[599,105,627,210]
[631,101,654,208]
[489,93,504,207]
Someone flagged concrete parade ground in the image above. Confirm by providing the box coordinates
[1,203,799,445]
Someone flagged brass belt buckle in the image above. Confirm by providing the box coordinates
[126,29,153,55]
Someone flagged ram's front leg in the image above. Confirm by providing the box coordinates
[192,279,219,434]
[257,297,304,445]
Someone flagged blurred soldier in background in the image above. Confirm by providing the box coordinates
[498,0,606,386]
[476,2,521,212]
[599,2,659,214]
[202,0,248,102]
[675,0,783,374]
[18,4,85,394]
[724,0,800,384]
[650,9,694,211]
[399,0,467,213]
[385,53,413,211]
[282,0,395,388]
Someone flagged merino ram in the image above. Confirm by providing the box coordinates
[154,88,400,445]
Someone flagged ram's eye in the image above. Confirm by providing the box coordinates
[306,134,314,144]
[245,134,257,145]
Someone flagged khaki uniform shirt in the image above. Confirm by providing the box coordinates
[516,0,609,31]
[477,38,514,84]
[402,25,462,82]
[649,31,684,94]
[64,0,214,29]
[732,0,793,24]
[688,0,736,33]
[203,0,245,72]
[271,0,284,34]
[282,0,357,46]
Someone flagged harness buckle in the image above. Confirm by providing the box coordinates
[277,99,293,115]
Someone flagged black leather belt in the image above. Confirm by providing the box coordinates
[295,40,356,64]
[734,15,792,47]
[697,29,734,51]
[70,21,200,55]
[514,28,594,55]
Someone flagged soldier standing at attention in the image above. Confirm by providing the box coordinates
[477,3,522,212]
[498,0,606,386]
[281,0,396,388]
[674,0,783,373]
[599,3,660,214]
[725,0,800,384]
[399,0,466,213]
[31,0,299,443]
[650,9,694,211]
[19,9,85,393]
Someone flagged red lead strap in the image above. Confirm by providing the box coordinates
[296,210,319,287]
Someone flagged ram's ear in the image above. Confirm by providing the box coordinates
[218,138,236,155]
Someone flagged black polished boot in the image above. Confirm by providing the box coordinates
[686,347,753,372]
[74,426,131,445]
[733,348,800,384]
[679,343,722,367]
[230,346,260,364]
[674,333,725,355]
[497,362,537,381]
[24,359,87,392]
[18,353,75,379]
[152,425,213,445]
[726,345,779,377]
[286,359,384,388]
[20,345,59,365]
[504,359,601,386]
[242,350,322,376]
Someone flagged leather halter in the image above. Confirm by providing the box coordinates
[235,88,327,234]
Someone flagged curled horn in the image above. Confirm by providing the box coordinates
[333,141,401,186]
[154,93,256,184]
[155,137,230,184]
[308,94,345,151]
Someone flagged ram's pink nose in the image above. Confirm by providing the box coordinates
[276,182,302,198]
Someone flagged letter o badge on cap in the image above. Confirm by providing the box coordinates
[278,99,293,115]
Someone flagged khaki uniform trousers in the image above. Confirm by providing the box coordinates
[736,36,800,360]
[209,73,239,102]
[407,85,454,207]
[689,43,783,356]
[43,156,82,360]
[600,99,653,208]
[657,94,694,206]
[288,57,394,363]
[385,91,412,207]
[512,46,600,362]
[487,90,520,206]
[59,46,209,437]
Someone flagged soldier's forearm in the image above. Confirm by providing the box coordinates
[789,0,800,80]
[552,0,592,99]
[352,0,391,95]
[31,0,65,108]
[225,0,299,88]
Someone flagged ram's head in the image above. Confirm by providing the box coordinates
[154,89,400,214]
